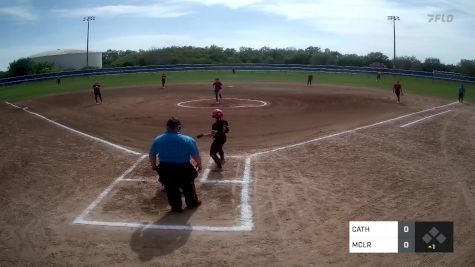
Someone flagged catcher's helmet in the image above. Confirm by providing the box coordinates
[211,109,223,119]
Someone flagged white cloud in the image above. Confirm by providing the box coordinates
[172,0,265,9]
[174,0,475,63]
[0,6,36,21]
[53,3,191,18]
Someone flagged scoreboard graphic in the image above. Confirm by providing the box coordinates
[349,221,453,253]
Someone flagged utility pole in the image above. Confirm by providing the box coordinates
[387,16,400,69]
[83,16,95,68]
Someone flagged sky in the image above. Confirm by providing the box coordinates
[0,0,474,71]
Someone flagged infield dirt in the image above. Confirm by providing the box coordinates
[1,82,474,266]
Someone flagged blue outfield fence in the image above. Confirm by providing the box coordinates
[1,64,474,86]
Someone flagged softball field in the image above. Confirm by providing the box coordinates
[1,82,474,266]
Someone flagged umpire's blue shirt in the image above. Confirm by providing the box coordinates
[149,131,199,163]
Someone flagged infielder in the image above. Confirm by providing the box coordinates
[393,81,403,103]
[92,81,103,104]
[213,78,223,103]
[150,118,202,212]
[197,109,229,172]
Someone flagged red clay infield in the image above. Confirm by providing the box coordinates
[1,82,474,266]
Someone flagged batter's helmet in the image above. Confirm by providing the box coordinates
[212,109,223,119]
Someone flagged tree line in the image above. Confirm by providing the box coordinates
[3,45,475,78]
[2,58,60,78]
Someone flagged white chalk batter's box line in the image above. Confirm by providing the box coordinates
[73,155,254,232]
[200,156,246,184]
[3,100,459,232]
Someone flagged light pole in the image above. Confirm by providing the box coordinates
[83,16,95,68]
[387,16,400,69]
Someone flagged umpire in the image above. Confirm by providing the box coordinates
[149,118,202,212]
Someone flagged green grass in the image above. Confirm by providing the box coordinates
[0,71,469,102]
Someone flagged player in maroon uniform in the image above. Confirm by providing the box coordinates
[213,78,223,103]
[93,81,103,104]
[393,81,403,103]
[161,73,167,88]
[307,73,313,86]
[196,109,229,171]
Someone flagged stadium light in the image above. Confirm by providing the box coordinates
[83,16,95,68]
[387,16,400,69]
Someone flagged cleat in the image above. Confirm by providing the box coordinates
[187,200,202,209]
[171,207,182,213]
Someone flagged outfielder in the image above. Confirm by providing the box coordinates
[307,73,313,86]
[458,84,465,103]
[213,78,223,103]
[161,73,167,88]
[197,109,229,172]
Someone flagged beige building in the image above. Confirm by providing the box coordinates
[30,49,102,69]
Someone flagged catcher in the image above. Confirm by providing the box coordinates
[197,109,229,171]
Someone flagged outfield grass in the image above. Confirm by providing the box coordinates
[0,71,469,102]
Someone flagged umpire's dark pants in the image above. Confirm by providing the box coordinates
[157,162,199,210]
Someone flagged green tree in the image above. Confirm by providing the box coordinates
[394,56,422,70]
[67,45,475,77]
[8,58,37,76]
[422,58,443,72]
[364,52,390,67]
[338,54,364,66]
[458,59,475,76]
[35,61,59,73]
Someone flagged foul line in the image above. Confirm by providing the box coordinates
[5,100,459,232]
[4,101,141,156]
[251,101,459,157]
[400,110,452,128]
